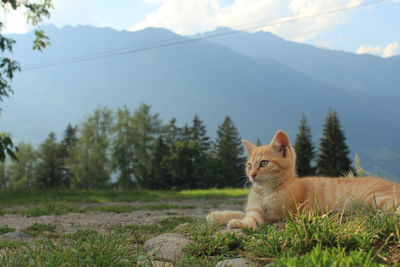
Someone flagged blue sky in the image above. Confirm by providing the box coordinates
[1,0,399,57]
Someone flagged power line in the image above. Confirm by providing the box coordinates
[22,0,389,71]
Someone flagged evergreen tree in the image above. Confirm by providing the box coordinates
[214,116,245,187]
[191,115,211,152]
[130,104,161,188]
[35,132,67,188]
[60,123,78,186]
[164,118,180,147]
[67,107,113,189]
[62,123,78,149]
[179,124,192,142]
[147,136,171,189]
[255,138,262,146]
[294,115,316,177]
[111,107,136,188]
[163,140,211,189]
[8,143,37,190]
[317,110,352,176]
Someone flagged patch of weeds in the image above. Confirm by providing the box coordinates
[23,223,56,236]
[114,216,195,244]
[243,211,381,259]
[0,240,25,249]
[0,231,138,266]
[185,222,242,258]
[274,245,380,267]
[85,204,196,213]
[0,225,15,234]
[21,202,78,217]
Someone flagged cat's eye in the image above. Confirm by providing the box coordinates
[246,163,252,170]
[259,160,269,168]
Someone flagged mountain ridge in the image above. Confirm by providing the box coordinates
[1,25,399,181]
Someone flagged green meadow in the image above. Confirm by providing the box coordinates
[0,188,399,266]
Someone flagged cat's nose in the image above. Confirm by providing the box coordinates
[250,172,257,178]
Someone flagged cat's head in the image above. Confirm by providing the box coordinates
[242,130,296,186]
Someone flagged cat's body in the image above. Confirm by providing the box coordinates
[207,130,400,229]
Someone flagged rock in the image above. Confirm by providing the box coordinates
[216,258,259,267]
[1,232,32,239]
[144,233,192,262]
[39,215,54,220]
[217,229,245,237]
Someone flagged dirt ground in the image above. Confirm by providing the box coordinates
[0,199,245,237]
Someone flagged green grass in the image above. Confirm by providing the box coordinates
[20,202,79,217]
[0,225,15,234]
[0,188,399,266]
[0,240,25,249]
[86,204,196,213]
[24,223,57,236]
[0,188,248,206]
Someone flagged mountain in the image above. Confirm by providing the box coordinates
[198,27,400,97]
[1,25,400,181]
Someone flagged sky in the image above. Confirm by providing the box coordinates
[1,0,399,57]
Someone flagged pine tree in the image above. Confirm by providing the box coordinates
[255,138,262,146]
[164,118,180,147]
[294,115,316,177]
[163,140,210,189]
[67,107,113,189]
[61,123,78,186]
[62,124,78,149]
[35,132,67,188]
[111,107,136,188]
[317,110,352,176]
[130,104,161,188]
[8,143,37,190]
[147,136,171,189]
[214,116,245,187]
[191,115,211,152]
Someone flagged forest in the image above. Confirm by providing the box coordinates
[0,104,353,191]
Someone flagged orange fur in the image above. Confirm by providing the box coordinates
[207,130,400,229]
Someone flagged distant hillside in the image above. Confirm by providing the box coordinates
[1,25,400,181]
[199,27,400,97]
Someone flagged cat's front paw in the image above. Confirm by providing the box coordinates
[227,219,256,230]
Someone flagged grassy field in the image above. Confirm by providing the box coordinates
[0,188,399,266]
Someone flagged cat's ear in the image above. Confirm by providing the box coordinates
[242,139,256,154]
[270,130,291,157]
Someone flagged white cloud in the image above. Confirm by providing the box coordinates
[0,6,30,34]
[356,42,400,57]
[382,42,399,57]
[0,0,97,34]
[356,45,383,56]
[129,0,364,42]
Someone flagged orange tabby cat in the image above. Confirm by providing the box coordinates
[207,130,400,229]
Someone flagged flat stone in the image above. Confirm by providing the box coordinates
[1,232,32,239]
[144,233,192,262]
[216,258,259,267]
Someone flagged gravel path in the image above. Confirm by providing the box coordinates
[0,199,245,235]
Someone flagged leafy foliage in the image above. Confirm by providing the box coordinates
[0,0,53,161]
